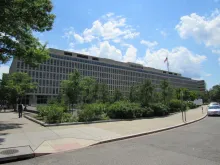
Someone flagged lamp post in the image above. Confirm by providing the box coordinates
[180,91,186,122]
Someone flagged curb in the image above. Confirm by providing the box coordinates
[24,114,45,126]
[24,111,192,127]
[92,114,207,146]
[0,145,34,164]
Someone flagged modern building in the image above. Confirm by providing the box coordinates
[9,48,206,105]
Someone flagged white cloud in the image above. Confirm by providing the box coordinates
[75,41,123,61]
[212,49,220,54]
[106,12,114,17]
[64,13,139,44]
[138,47,206,78]
[140,40,158,48]
[123,45,137,62]
[0,65,10,79]
[160,30,168,37]
[74,33,84,43]
[205,73,212,77]
[176,9,220,47]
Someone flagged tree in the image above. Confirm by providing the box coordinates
[0,0,55,65]
[189,91,198,101]
[140,80,154,106]
[175,88,181,100]
[160,80,170,104]
[98,83,109,103]
[209,85,220,102]
[7,72,36,108]
[129,85,140,102]
[61,70,81,107]
[80,77,97,103]
[113,88,123,102]
[0,73,10,105]
[181,88,191,101]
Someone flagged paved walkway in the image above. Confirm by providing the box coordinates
[0,106,207,155]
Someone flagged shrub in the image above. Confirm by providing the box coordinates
[142,107,154,117]
[45,105,64,123]
[150,103,169,116]
[78,103,107,122]
[187,101,197,109]
[37,104,69,123]
[61,113,78,123]
[169,99,182,113]
[37,105,49,118]
[106,101,143,119]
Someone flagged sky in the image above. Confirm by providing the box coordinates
[1,0,220,89]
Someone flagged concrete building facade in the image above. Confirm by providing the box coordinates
[9,48,206,105]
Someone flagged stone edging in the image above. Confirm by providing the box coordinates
[24,107,204,127]
[24,115,123,127]
[92,113,207,146]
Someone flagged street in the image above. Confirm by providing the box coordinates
[5,116,220,165]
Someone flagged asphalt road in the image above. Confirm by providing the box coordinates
[6,116,220,165]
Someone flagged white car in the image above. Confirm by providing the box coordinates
[209,102,219,107]
[207,105,220,116]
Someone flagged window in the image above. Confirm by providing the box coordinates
[37,95,47,104]
[64,52,72,56]
[17,62,20,68]
[77,54,88,59]
[92,57,99,61]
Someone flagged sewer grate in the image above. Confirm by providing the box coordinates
[0,149,19,155]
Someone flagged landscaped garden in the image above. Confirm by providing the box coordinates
[34,70,200,124]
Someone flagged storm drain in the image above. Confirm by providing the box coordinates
[0,146,34,163]
[0,149,19,155]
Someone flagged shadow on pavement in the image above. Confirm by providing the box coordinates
[0,122,23,131]
[0,133,8,145]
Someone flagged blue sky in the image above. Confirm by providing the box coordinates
[1,0,220,89]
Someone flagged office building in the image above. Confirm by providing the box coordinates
[9,48,206,105]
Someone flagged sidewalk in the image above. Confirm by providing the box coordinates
[0,106,207,156]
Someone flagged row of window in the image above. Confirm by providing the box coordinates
[17,54,193,81]
[17,64,198,87]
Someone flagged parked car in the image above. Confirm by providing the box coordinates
[208,102,219,107]
[207,105,220,116]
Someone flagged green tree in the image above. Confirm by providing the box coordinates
[129,85,140,102]
[7,72,36,108]
[209,85,220,102]
[113,88,123,102]
[98,83,109,103]
[80,77,97,103]
[61,70,81,107]
[160,80,170,104]
[140,80,154,106]
[175,88,181,100]
[189,91,198,101]
[0,0,55,65]
[181,88,190,101]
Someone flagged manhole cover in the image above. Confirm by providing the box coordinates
[0,149,19,155]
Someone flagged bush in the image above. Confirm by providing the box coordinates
[106,101,143,119]
[37,105,49,118]
[37,104,70,123]
[61,113,78,123]
[150,103,169,116]
[78,103,107,122]
[142,107,154,117]
[45,105,65,123]
[187,101,197,109]
[169,99,182,113]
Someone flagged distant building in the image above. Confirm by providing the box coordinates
[9,48,206,105]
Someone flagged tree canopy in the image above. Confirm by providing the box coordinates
[6,72,37,103]
[0,0,55,65]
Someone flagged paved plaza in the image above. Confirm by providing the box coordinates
[0,106,207,155]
